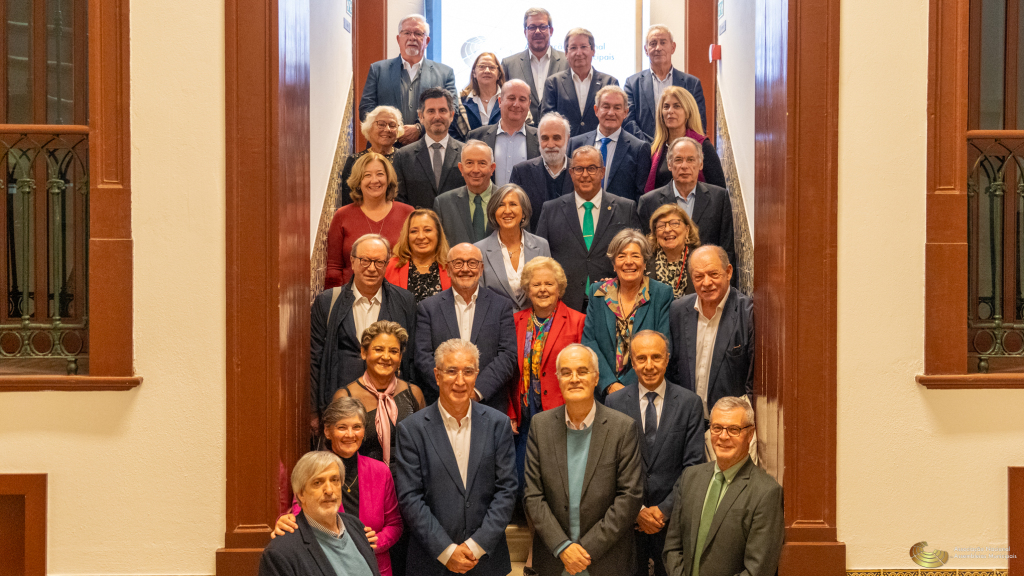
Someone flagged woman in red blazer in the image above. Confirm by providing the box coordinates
[383,208,452,302]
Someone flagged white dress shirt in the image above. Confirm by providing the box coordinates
[565,401,597,430]
[499,236,526,305]
[435,402,486,563]
[352,284,383,340]
[638,379,667,430]
[530,47,552,98]
[545,156,568,178]
[453,287,480,340]
[425,132,450,166]
[402,57,423,81]
[694,287,730,417]
[651,68,674,109]
[594,127,621,176]
[574,189,603,231]
[494,123,529,185]
[471,87,500,126]
[572,68,594,114]
[673,181,697,218]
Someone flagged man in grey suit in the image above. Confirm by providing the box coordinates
[541,28,619,137]
[524,343,643,576]
[467,80,540,186]
[662,396,783,576]
[394,88,466,209]
[359,14,457,145]
[434,140,495,246]
[501,7,568,126]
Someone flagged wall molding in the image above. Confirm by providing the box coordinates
[847,571,1008,575]
[714,82,753,295]
[0,474,47,576]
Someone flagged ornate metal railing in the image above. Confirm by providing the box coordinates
[0,125,89,375]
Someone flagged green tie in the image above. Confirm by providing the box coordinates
[582,201,595,250]
[692,472,725,576]
[473,193,485,241]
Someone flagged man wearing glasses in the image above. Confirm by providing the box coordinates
[310,234,418,433]
[414,243,517,412]
[536,146,642,312]
[394,338,518,576]
[662,396,783,576]
[502,8,568,126]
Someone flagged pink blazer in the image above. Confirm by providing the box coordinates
[291,455,403,576]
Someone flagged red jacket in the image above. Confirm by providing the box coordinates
[508,300,586,424]
[383,257,452,291]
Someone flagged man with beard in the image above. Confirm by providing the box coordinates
[502,7,568,125]
[434,140,497,246]
[394,88,466,209]
[509,112,575,231]
[541,28,619,137]
[359,14,457,145]
[466,80,539,186]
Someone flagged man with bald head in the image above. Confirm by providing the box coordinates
[414,242,517,411]
[466,80,540,186]
[435,140,497,245]
[509,112,575,230]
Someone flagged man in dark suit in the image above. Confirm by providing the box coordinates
[509,112,574,231]
[394,339,517,576]
[501,7,568,126]
[524,343,643,576]
[414,243,517,413]
[310,234,417,424]
[567,86,652,202]
[359,14,457,145]
[536,146,643,312]
[668,245,753,461]
[541,28,619,137]
[466,80,540,185]
[637,137,736,282]
[662,396,783,576]
[434,140,496,246]
[259,451,380,576]
[623,25,706,141]
[605,330,705,576]
[394,88,466,209]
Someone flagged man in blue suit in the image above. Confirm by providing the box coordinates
[414,242,518,412]
[359,14,457,145]
[605,330,705,576]
[541,28,619,137]
[623,25,706,142]
[501,7,568,125]
[509,112,575,231]
[394,338,517,576]
[567,86,652,202]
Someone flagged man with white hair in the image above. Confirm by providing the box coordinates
[359,14,458,145]
[466,79,540,185]
[509,112,575,231]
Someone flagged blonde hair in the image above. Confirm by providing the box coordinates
[646,203,701,248]
[392,209,451,268]
[651,86,704,153]
[519,256,568,298]
[347,152,398,204]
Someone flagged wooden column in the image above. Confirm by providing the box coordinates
[686,0,716,140]
[1010,467,1024,576]
[353,0,389,151]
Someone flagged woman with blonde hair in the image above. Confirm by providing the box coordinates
[644,86,726,191]
[384,209,452,301]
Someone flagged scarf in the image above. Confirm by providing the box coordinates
[644,129,707,193]
[594,277,651,374]
[520,312,555,413]
[359,372,399,464]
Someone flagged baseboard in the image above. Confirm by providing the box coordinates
[847,570,1008,575]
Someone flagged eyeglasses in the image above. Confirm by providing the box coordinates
[475,65,498,72]
[709,424,753,437]
[374,120,398,130]
[655,219,685,232]
[441,367,479,379]
[525,24,552,32]
[399,30,426,39]
[449,259,482,270]
[354,257,387,270]
[570,165,601,175]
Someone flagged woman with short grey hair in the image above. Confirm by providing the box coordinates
[475,184,550,310]
[338,105,404,207]
[581,228,674,395]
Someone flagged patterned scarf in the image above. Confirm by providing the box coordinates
[520,312,555,409]
[358,373,398,464]
[594,277,651,375]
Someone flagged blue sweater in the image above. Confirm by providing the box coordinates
[313,527,374,576]
[558,426,594,576]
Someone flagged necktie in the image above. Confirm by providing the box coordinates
[692,472,726,576]
[582,201,595,250]
[472,193,485,241]
[431,142,443,188]
[644,391,658,450]
[599,137,610,188]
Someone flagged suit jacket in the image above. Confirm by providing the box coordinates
[508,301,586,423]
[637,181,736,277]
[310,280,418,415]
[668,289,754,415]
[523,403,644,576]
[580,278,674,393]
[662,459,784,576]
[508,157,574,231]
[394,402,517,576]
[394,137,466,209]
[502,48,569,124]
[541,69,619,137]
[466,123,541,181]
[568,129,652,202]
[475,230,550,310]
[358,56,457,123]
[535,191,643,311]
[623,68,706,141]
[259,512,380,576]
[414,287,518,414]
[604,382,705,518]
[434,186,494,246]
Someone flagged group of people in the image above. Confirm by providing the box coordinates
[260,8,780,576]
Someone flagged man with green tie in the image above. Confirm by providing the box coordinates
[662,396,784,576]
[434,140,496,245]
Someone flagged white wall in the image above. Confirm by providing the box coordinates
[0,0,227,573]
[310,0,354,249]
[837,0,1024,569]
[388,0,425,60]
[649,0,686,72]
[714,0,754,232]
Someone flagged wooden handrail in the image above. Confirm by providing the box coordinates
[0,124,90,135]
[966,130,1024,139]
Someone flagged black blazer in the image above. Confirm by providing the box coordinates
[310,280,418,415]
[637,181,736,276]
[413,287,518,415]
[541,69,619,137]
[568,129,652,202]
[466,123,541,169]
[394,137,466,209]
[668,289,754,415]
[259,512,380,576]
[508,157,574,231]
[604,381,706,517]
[501,48,569,124]
[535,191,643,311]
[623,68,706,141]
